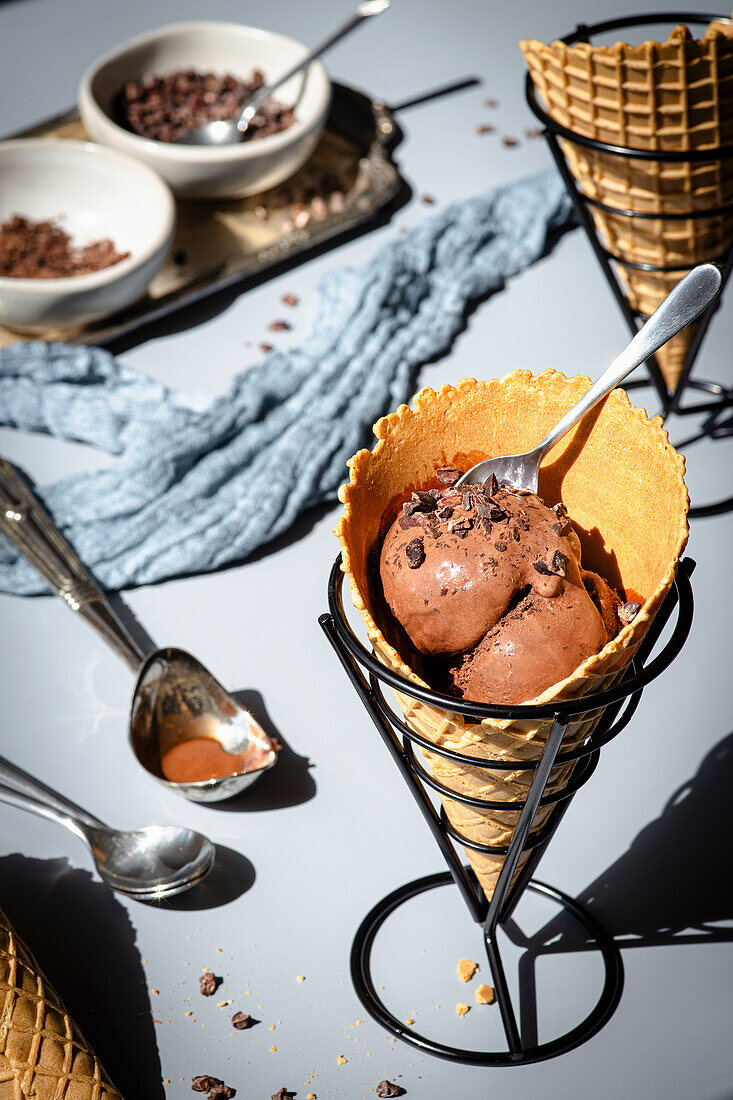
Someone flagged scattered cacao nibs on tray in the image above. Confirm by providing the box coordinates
[281,293,299,306]
[268,319,291,332]
[474,123,495,135]
[483,96,500,108]
[420,194,436,204]
[525,127,544,139]
[271,1089,295,1100]
[0,215,129,279]
[259,343,274,354]
[119,68,295,143]
[501,136,520,147]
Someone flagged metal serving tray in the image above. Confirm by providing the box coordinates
[0,82,402,347]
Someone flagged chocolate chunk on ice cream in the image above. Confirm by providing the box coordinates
[379,474,621,705]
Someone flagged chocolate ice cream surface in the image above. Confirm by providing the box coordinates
[379,470,622,705]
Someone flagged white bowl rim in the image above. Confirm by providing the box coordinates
[79,20,331,163]
[0,138,175,292]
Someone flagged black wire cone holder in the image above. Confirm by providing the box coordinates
[524,12,733,517]
[320,554,695,1064]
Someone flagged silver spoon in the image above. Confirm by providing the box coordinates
[176,0,390,146]
[0,462,277,803]
[458,263,723,490]
[0,756,214,899]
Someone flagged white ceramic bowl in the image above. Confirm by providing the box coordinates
[0,140,174,332]
[78,21,332,200]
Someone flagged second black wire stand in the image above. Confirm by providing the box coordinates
[320,554,695,1064]
[524,12,733,518]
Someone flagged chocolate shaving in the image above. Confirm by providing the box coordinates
[475,502,492,519]
[461,492,474,510]
[483,472,499,496]
[405,538,425,568]
[398,513,420,530]
[532,560,553,576]
[411,491,438,512]
[551,550,567,577]
[376,1083,406,1098]
[494,542,507,552]
[436,466,461,486]
[199,972,220,996]
[553,502,568,517]
[619,601,642,623]
[437,505,454,520]
[511,528,521,541]
[551,520,571,536]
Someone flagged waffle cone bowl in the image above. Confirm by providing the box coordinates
[0,908,121,1099]
[521,22,733,391]
[335,371,688,902]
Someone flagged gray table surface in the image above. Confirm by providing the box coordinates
[0,1,732,1097]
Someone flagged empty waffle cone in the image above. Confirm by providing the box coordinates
[335,372,688,902]
[521,22,733,391]
[0,908,122,1099]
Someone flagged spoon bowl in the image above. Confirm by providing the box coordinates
[0,758,216,900]
[87,822,215,897]
[130,647,277,802]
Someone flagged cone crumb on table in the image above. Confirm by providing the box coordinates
[475,983,496,1005]
[521,20,733,391]
[335,372,688,902]
[0,908,122,1099]
[456,958,478,982]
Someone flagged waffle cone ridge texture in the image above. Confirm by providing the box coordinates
[521,22,733,390]
[335,372,688,901]
[0,909,122,1099]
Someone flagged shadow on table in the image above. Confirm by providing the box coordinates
[151,843,256,911]
[211,689,316,813]
[0,855,163,1099]
[499,729,733,1051]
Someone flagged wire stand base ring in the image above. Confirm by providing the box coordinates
[351,871,624,1066]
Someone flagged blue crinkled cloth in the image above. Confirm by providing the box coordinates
[0,169,575,594]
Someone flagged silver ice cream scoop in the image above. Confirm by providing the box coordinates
[0,461,276,803]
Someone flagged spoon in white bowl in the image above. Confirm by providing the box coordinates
[0,755,214,899]
[457,263,723,491]
[176,0,390,146]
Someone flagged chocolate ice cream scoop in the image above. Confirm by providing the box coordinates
[379,477,614,704]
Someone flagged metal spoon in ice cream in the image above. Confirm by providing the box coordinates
[458,263,723,491]
[0,755,214,899]
[0,462,277,803]
[176,1,390,146]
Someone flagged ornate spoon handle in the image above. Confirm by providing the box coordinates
[0,459,144,671]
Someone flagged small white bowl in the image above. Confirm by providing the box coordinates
[79,21,332,200]
[0,139,174,332]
